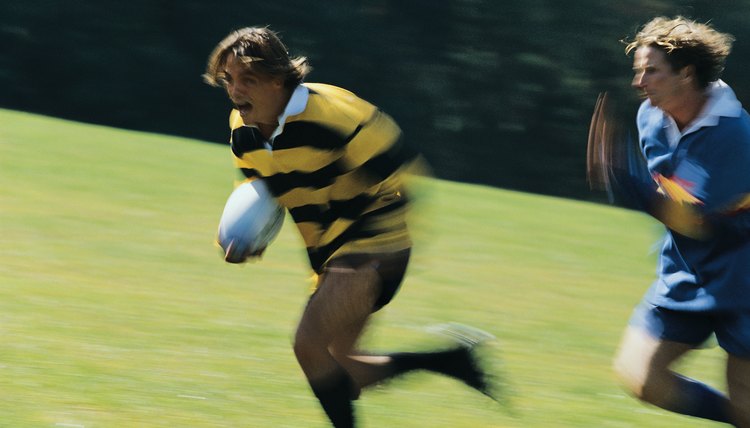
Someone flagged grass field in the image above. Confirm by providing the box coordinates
[0,108,727,427]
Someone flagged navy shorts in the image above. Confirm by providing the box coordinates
[630,302,750,358]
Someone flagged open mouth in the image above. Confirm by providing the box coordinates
[235,102,252,117]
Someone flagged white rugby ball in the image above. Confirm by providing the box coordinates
[217,180,285,263]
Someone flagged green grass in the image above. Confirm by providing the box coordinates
[0,108,726,427]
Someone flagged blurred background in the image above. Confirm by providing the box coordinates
[3,2,746,426]
[2,0,749,200]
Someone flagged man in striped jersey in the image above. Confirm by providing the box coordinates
[204,27,496,427]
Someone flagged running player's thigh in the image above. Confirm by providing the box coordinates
[615,326,693,386]
[617,303,710,379]
[298,262,381,345]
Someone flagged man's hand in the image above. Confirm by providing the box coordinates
[223,239,267,264]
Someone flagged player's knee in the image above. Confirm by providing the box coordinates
[613,352,648,399]
[327,345,344,361]
[612,351,633,385]
[614,358,672,406]
[293,327,319,366]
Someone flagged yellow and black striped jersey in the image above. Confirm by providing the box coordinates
[228,83,417,272]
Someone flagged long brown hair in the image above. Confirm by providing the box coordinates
[624,16,733,88]
[203,27,311,89]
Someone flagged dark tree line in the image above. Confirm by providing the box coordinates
[3,0,749,200]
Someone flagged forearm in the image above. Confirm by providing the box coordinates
[652,197,750,242]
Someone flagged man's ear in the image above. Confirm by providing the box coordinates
[679,64,697,83]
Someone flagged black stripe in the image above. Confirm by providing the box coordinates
[239,168,260,180]
[289,204,327,224]
[264,160,347,195]
[274,121,349,150]
[329,194,374,220]
[288,194,377,226]
[360,137,419,181]
[306,200,408,274]
[301,198,409,273]
[307,220,378,273]
[343,124,364,144]
[231,126,265,157]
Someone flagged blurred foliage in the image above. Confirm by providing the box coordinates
[2,0,750,200]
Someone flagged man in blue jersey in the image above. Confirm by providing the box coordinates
[612,16,750,426]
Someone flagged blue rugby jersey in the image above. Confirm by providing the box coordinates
[636,81,750,310]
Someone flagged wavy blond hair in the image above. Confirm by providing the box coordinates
[625,16,734,88]
[203,27,311,89]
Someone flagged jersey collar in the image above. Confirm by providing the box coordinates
[268,84,309,143]
[663,80,742,148]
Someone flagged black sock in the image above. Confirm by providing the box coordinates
[309,370,356,428]
[391,347,465,376]
[390,347,489,395]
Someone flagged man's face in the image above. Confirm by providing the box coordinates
[222,54,286,126]
[631,46,685,110]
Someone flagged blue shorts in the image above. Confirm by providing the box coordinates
[629,302,750,358]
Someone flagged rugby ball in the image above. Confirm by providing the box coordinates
[217,180,285,263]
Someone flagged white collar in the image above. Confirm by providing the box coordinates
[664,80,742,148]
[268,84,309,143]
[684,80,742,132]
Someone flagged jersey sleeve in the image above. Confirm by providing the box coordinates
[699,129,750,240]
[338,110,420,184]
[668,117,750,240]
[228,109,261,182]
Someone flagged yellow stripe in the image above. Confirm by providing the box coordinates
[296,222,323,246]
[271,146,342,173]
[339,112,401,170]
[293,202,407,249]
[276,171,377,207]
[235,149,280,176]
[299,83,378,135]
[229,109,244,130]
[318,219,356,247]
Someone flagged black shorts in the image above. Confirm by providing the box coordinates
[322,248,411,311]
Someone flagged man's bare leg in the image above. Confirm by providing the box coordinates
[614,326,732,423]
